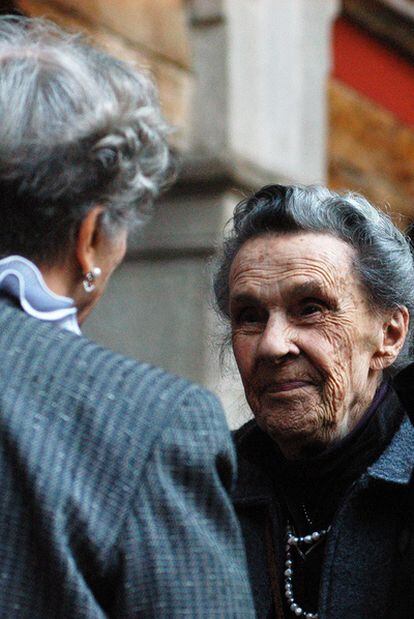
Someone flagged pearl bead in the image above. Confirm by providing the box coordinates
[285,522,325,619]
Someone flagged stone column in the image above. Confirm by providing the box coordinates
[226,0,340,185]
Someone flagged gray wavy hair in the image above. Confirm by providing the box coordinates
[0,16,174,262]
[214,184,414,371]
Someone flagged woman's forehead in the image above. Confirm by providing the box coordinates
[229,232,355,285]
[228,232,372,315]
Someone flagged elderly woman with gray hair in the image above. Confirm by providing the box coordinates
[0,16,255,618]
[214,184,414,618]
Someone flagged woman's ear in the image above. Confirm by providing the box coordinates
[75,205,105,276]
[370,306,410,371]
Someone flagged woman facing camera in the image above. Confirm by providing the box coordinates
[0,17,255,618]
[214,184,414,618]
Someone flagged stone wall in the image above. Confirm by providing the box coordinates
[328,78,414,225]
[329,11,414,224]
[17,0,192,145]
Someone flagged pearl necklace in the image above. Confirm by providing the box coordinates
[284,523,330,618]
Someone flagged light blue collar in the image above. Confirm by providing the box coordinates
[0,255,80,335]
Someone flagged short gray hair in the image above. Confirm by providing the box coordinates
[0,16,174,262]
[214,184,414,371]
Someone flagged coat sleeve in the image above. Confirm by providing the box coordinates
[113,384,256,618]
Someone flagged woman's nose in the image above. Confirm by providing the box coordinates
[256,314,300,361]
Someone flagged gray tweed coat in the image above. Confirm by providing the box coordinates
[0,297,255,618]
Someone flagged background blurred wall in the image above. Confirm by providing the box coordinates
[8,0,414,426]
[329,1,414,223]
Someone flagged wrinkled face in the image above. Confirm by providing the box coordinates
[229,232,388,458]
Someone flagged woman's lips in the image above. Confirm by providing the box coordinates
[263,380,312,394]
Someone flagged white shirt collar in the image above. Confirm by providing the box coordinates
[0,255,81,335]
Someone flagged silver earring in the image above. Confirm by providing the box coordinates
[83,267,102,293]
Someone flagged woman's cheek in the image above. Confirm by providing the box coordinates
[304,328,350,425]
[232,334,256,385]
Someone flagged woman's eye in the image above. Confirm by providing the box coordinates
[300,302,324,317]
[235,307,262,324]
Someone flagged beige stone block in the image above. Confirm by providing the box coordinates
[19,0,191,68]
[19,1,143,65]
[17,0,192,133]
[152,59,192,147]
[328,78,414,224]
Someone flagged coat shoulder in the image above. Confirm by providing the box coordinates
[0,302,224,543]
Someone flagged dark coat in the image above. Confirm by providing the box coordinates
[0,298,255,618]
[233,380,414,619]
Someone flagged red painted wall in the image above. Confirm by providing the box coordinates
[333,17,414,126]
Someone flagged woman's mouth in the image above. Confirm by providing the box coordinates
[263,380,313,395]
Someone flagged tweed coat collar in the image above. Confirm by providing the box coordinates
[368,364,414,486]
[365,416,414,485]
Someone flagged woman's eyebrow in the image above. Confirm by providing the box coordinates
[289,281,326,298]
[289,281,339,310]
[230,283,328,304]
[229,292,262,307]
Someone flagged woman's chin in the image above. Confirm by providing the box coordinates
[254,405,331,457]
